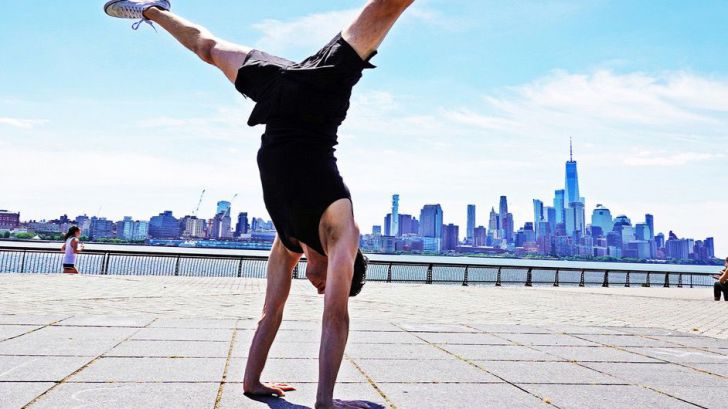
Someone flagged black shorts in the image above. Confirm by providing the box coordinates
[235,33,375,256]
[63,264,75,268]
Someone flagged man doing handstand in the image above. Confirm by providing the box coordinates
[104,1,414,408]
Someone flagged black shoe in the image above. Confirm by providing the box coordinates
[350,249,368,297]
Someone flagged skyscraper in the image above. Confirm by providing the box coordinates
[533,199,544,237]
[565,138,582,206]
[591,204,614,234]
[149,211,180,239]
[235,212,249,237]
[216,201,231,216]
[466,204,476,243]
[553,189,565,224]
[645,214,654,240]
[442,224,460,251]
[499,196,514,242]
[488,207,499,239]
[391,194,400,237]
[418,204,443,238]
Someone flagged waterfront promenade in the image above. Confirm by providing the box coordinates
[1,274,727,408]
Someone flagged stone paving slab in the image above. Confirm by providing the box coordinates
[0,326,137,356]
[106,339,231,358]
[654,386,728,409]
[500,333,601,347]
[583,362,727,387]
[622,346,728,364]
[29,382,220,409]
[0,276,727,408]
[131,327,233,342]
[378,383,548,409]
[70,357,228,383]
[0,325,41,341]
[0,382,55,409]
[413,332,509,345]
[352,358,501,383]
[440,344,556,361]
[521,384,696,409]
[0,355,91,381]
[530,345,660,363]
[475,361,622,384]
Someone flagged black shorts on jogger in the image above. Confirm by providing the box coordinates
[234,33,375,256]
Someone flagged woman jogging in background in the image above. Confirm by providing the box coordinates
[61,226,83,274]
[714,257,728,301]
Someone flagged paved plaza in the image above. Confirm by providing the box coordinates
[0,274,727,408]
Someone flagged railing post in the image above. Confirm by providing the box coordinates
[291,263,298,279]
[495,267,502,287]
[462,266,469,287]
[386,263,392,283]
[677,273,683,288]
[173,255,181,277]
[426,264,433,284]
[579,269,585,287]
[553,269,560,287]
[625,271,631,287]
[663,272,670,288]
[238,258,244,278]
[19,250,27,273]
[525,268,533,287]
[690,274,693,289]
[645,272,651,288]
[602,270,609,287]
[102,252,111,275]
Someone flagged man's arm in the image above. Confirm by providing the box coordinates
[143,7,251,83]
[243,238,301,397]
[342,0,415,61]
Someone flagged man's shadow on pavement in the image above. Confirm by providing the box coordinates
[247,396,385,409]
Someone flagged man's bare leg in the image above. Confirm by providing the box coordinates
[315,200,366,409]
[342,0,415,61]
[243,237,301,397]
[143,7,251,83]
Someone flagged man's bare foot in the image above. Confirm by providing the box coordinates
[316,399,373,409]
[243,381,296,397]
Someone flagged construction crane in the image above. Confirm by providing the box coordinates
[192,189,206,217]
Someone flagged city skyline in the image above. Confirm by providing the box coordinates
[369,143,717,261]
[2,141,718,263]
[2,2,727,256]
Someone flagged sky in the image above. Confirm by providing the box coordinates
[1,1,727,256]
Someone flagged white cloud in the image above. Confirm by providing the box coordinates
[623,151,723,167]
[251,5,445,56]
[443,70,728,149]
[0,117,47,129]
[252,9,359,55]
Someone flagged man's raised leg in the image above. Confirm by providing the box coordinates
[316,200,368,409]
[143,7,251,83]
[243,237,301,397]
[342,0,415,60]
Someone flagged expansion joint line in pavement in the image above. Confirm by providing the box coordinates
[476,327,707,408]
[568,332,728,380]
[563,333,722,409]
[0,315,72,343]
[393,323,561,409]
[214,319,240,409]
[20,317,160,409]
[345,354,398,409]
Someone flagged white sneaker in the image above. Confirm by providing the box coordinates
[104,0,171,30]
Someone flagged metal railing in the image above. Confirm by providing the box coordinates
[0,245,717,288]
